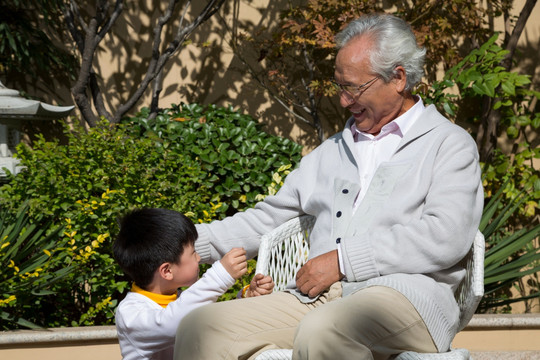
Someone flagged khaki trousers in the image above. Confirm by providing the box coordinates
[174,284,437,360]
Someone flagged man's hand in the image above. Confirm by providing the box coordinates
[221,247,248,279]
[295,250,343,297]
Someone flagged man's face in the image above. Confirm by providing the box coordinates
[334,36,407,135]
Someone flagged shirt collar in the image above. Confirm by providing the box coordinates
[351,96,424,141]
[131,283,178,308]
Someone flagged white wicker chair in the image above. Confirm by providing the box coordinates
[254,215,485,360]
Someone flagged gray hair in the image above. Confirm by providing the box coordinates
[335,13,426,91]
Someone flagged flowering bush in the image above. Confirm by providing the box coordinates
[0,104,302,329]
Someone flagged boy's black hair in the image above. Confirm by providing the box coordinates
[113,208,197,289]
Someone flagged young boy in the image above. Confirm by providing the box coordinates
[113,208,274,360]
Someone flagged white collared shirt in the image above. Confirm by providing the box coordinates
[338,96,425,277]
[351,97,425,211]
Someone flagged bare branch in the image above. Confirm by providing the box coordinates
[62,1,85,53]
[68,0,123,125]
[115,0,226,122]
[502,0,537,70]
[95,0,123,45]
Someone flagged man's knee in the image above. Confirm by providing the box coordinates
[175,302,240,359]
[176,302,225,343]
[294,305,335,348]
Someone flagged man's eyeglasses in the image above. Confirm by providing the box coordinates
[332,76,380,98]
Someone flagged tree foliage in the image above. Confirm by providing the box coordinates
[232,0,537,153]
[0,0,77,85]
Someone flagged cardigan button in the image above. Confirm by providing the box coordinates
[336,238,341,244]
[336,211,342,217]
[342,189,349,194]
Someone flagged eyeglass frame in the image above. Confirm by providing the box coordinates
[332,75,381,98]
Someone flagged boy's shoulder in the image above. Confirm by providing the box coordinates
[116,291,162,313]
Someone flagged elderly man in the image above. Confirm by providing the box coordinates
[174,13,483,360]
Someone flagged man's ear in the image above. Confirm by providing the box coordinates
[393,66,407,93]
[158,262,173,280]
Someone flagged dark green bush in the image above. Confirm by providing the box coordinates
[0,203,72,330]
[0,104,302,329]
[124,103,303,215]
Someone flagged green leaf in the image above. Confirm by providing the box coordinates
[506,126,519,138]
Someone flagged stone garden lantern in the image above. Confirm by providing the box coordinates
[0,81,74,177]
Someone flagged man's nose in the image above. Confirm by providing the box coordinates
[339,91,355,107]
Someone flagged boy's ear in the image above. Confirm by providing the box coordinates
[158,262,173,280]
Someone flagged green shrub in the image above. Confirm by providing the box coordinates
[0,104,302,329]
[426,33,540,218]
[124,103,303,215]
[479,185,540,312]
[0,203,71,329]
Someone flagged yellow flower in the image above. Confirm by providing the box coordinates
[272,172,282,184]
[96,234,109,243]
[64,231,77,238]
[277,164,292,172]
[0,295,17,307]
[43,249,51,257]
[1,242,10,250]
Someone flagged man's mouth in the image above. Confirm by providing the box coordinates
[352,108,366,116]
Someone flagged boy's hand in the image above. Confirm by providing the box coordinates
[221,247,248,279]
[245,273,274,297]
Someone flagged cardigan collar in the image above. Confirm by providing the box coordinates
[342,104,448,156]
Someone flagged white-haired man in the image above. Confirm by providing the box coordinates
[174,13,483,360]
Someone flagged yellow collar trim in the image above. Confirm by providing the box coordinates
[131,283,177,308]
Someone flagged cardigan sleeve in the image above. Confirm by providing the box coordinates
[193,149,324,264]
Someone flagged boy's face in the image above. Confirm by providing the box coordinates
[170,243,201,288]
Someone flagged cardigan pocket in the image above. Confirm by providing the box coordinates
[366,162,413,198]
